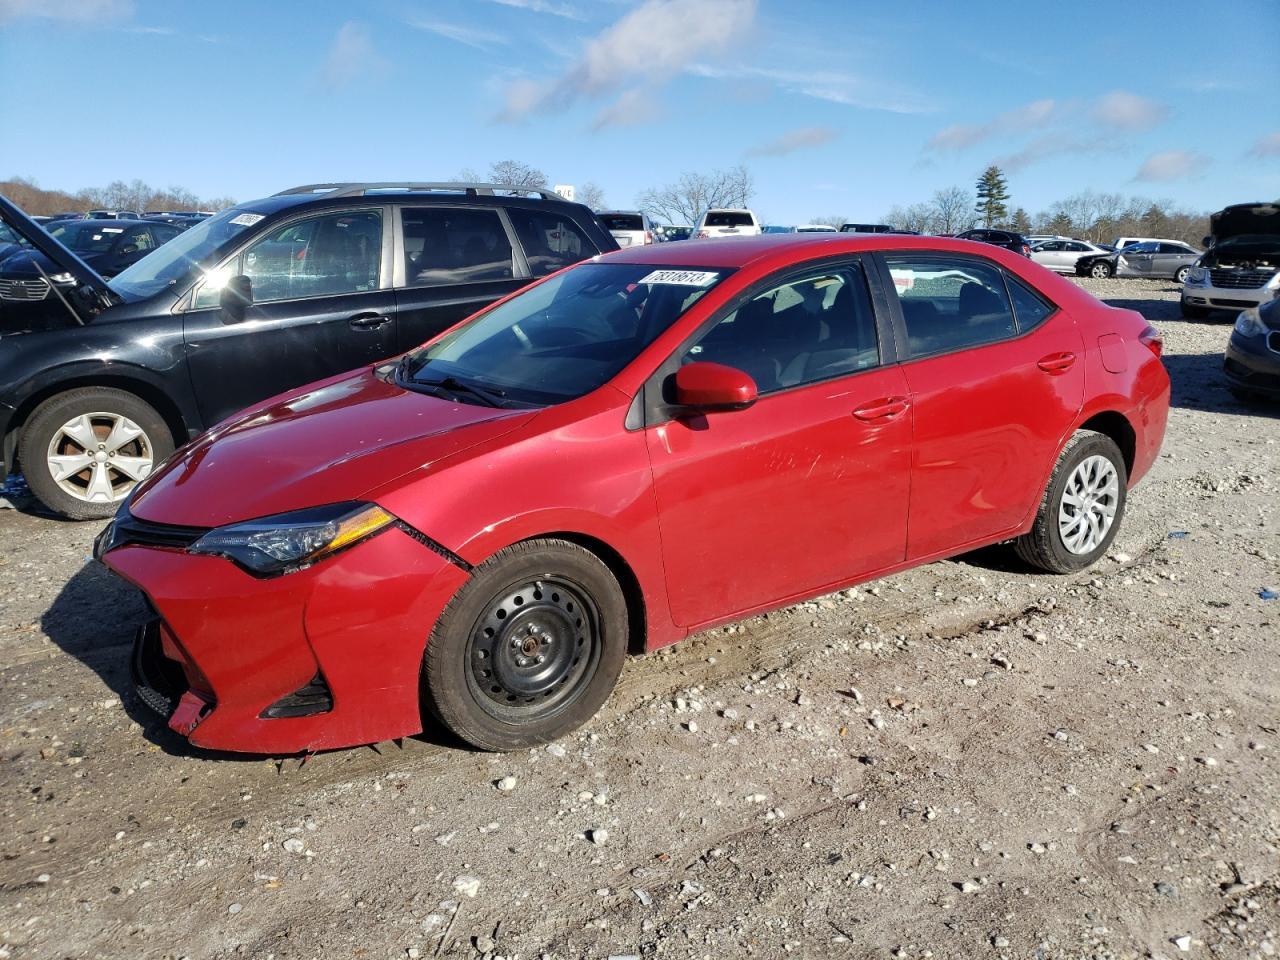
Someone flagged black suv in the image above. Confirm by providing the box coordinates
[0,182,618,519]
[957,228,1032,257]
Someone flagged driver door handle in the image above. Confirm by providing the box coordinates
[852,396,910,421]
[349,313,392,329]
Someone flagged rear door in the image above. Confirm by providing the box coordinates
[183,207,397,425]
[392,205,527,352]
[1117,242,1156,277]
[878,253,1084,559]
[1155,242,1193,278]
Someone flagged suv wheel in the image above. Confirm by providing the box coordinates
[19,387,174,520]
[1014,430,1128,574]
[1089,261,1113,279]
[423,539,628,751]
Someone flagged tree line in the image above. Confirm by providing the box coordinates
[2,176,237,217]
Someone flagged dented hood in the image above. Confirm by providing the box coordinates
[1211,202,1280,242]
[129,367,536,528]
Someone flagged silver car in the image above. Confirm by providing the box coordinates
[1078,240,1202,281]
[1030,238,1110,274]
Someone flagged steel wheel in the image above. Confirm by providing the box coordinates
[466,576,601,722]
[46,411,154,505]
[1058,454,1119,555]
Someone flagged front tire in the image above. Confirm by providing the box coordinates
[18,387,173,520]
[1014,430,1128,574]
[423,539,629,751]
[1089,261,1113,279]
[1174,265,1191,284]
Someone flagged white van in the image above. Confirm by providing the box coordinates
[695,208,761,239]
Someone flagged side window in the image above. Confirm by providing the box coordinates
[886,256,1016,358]
[1064,242,1087,252]
[1005,273,1055,331]
[506,208,599,277]
[153,225,180,244]
[682,264,879,394]
[240,210,382,303]
[124,226,155,251]
[401,208,513,287]
[1157,243,1186,254]
[1040,241,1063,251]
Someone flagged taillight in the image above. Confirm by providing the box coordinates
[1021,244,1032,256]
[1138,325,1163,358]
[695,230,709,239]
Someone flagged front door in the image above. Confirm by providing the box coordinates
[646,260,912,628]
[1117,243,1156,277]
[184,208,397,427]
[880,253,1085,559]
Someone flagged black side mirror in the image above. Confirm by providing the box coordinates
[219,274,252,323]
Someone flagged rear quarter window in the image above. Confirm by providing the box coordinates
[1005,273,1056,331]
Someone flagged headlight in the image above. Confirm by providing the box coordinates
[48,271,76,284]
[1266,272,1280,290]
[189,501,395,576]
[1184,266,1208,285]
[1234,307,1267,338]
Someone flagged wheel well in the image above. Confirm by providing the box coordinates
[1079,411,1136,477]
[523,532,648,656]
[5,376,190,475]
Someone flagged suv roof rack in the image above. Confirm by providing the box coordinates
[272,181,566,201]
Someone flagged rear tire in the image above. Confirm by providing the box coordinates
[1014,431,1127,574]
[19,387,173,521]
[1174,265,1191,284]
[423,539,628,751]
[1180,303,1210,320]
[1089,261,1113,279]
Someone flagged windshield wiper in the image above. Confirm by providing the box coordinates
[410,373,508,408]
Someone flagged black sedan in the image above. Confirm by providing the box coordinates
[0,218,184,291]
[955,228,1032,257]
[1224,296,1280,401]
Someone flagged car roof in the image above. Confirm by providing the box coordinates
[49,218,155,228]
[600,232,1018,269]
[234,190,591,218]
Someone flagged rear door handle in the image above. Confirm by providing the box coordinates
[852,396,910,421]
[1037,351,1077,373]
[349,313,392,329]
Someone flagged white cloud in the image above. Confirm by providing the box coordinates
[995,133,1108,172]
[319,22,388,90]
[489,0,582,20]
[592,87,662,130]
[747,126,838,157]
[0,0,131,23]
[1247,131,1280,159]
[1092,90,1168,131]
[409,18,509,51]
[1134,150,1211,182]
[689,63,929,115]
[499,0,756,121]
[926,99,1058,150]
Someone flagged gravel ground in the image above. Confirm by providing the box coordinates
[0,277,1276,960]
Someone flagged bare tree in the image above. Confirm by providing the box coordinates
[884,202,934,234]
[808,215,848,228]
[635,165,754,226]
[488,160,548,189]
[577,181,607,211]
[929,186,974,234]
[1,176,233,216]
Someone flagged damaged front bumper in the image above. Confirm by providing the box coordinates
[101,518,470,754]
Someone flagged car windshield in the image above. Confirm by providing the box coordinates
[400,262,731,407]
[48,221,125,253]
[602,214,644,231]
[705,211,753,227]
[0,222,28,246]
[108,207,258,300]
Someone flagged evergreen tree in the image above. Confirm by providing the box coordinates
[975,166,1010,227]
[1012,207,1031,234]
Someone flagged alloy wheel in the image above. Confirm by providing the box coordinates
[1058,454,1119,555]
[45,412,154,504]
[1090,262,1111,279]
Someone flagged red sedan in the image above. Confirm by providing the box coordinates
[95,234,1169,754]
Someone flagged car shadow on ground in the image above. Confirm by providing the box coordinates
[40,561,473,760]
[1160,351,1279,417]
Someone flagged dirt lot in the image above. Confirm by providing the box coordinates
[1,277,1276,960]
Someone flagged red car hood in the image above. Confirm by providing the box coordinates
[130,368,536,528]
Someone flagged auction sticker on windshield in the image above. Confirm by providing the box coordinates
[638,269,720,286]
[230,213,265,227]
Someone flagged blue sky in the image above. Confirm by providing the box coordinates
[2,0,1278,223]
